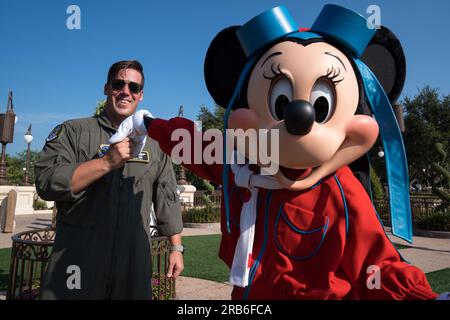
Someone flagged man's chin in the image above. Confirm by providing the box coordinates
[114,105,135,117]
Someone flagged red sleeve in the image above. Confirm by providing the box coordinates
[148,117,223,184]
[337,168,438,300]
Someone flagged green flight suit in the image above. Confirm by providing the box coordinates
[34,112,183,300]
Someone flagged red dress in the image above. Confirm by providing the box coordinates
[148,117,437,300]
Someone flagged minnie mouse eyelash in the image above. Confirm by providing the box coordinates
[263,63,286,80]
[263,63,344,86]
[325,66,344,86]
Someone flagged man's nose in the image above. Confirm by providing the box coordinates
[121,83,131,95]
[284,100,315,136]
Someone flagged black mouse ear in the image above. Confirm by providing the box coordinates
[204,26,248,109]
[361,26,406,104]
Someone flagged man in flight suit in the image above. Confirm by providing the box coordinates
[35,60,184,299]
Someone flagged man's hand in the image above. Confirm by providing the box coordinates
[71,137,133,193]
[167,251,184,279]
[103,137,133,170]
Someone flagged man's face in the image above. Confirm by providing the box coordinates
[104,68,144,121]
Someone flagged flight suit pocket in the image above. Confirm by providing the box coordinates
[158,182,177,204]
[274,202,329,261]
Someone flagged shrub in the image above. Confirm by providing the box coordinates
[183,206,221,223]
[370,167,384,200]
[33,199,47,210]
[413,208,450,231]
[201,194,213,207]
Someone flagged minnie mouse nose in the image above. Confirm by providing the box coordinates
[284,100,315,136]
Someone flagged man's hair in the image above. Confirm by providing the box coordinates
[107,60,145,88]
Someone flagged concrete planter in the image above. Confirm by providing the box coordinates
[0,185,35,215]
[178,184,196,208]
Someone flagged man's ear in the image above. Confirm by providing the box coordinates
[139,90,144,102]
[204,26,248,109]
[361,26,406,103]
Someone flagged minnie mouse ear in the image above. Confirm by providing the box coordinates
[361,26,406,103]
[204,26,248,109]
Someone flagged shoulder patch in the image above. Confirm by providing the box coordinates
[97,144,110,158]
[46,125,63,142]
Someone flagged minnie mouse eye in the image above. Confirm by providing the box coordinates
[310,79,335,123]
[269,77,293,121]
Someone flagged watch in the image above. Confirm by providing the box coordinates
[170,245,184,253]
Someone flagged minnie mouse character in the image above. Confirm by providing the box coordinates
[112,5,440,299]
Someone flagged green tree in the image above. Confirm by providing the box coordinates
[402,86,450,188]
[94,99,106,116]
[370,167,384,200]
[6,150,40,185]
[430,142,450,203]
[197,104,225,132]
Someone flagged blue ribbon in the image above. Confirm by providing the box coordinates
[355,59,413,243]
[222,58,256,234]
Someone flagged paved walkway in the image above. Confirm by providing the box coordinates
[0,211,53,249]
[1,213,449,300]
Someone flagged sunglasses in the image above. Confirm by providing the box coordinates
[110,79,143,94]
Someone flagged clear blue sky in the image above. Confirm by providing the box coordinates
[1,0,449,155]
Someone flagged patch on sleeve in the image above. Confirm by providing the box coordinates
[97,144,110,158]
[46,125,63,142]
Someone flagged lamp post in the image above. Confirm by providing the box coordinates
[23,124,33,185]
[176,105,188,185]
[0,91,16,185]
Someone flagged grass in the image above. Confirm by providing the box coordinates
[182,234,229,283]
[393,244,409,250]
[0,236,448,296]
[425,268,450,293]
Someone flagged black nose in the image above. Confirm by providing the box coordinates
[284,100,315,136]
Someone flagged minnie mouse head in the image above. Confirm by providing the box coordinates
[204,5,412,242]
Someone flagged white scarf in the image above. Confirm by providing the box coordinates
[228,153,283,287]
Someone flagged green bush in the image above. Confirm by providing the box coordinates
[370,167,384,200]
[413,208,450,231]
[33,199,47,210]
[202,179,215,193]
[201,194,213,207]
[183,206,221,223]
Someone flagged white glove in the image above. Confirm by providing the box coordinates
[109,110,153,158]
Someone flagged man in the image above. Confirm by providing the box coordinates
[35,60,184,300]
